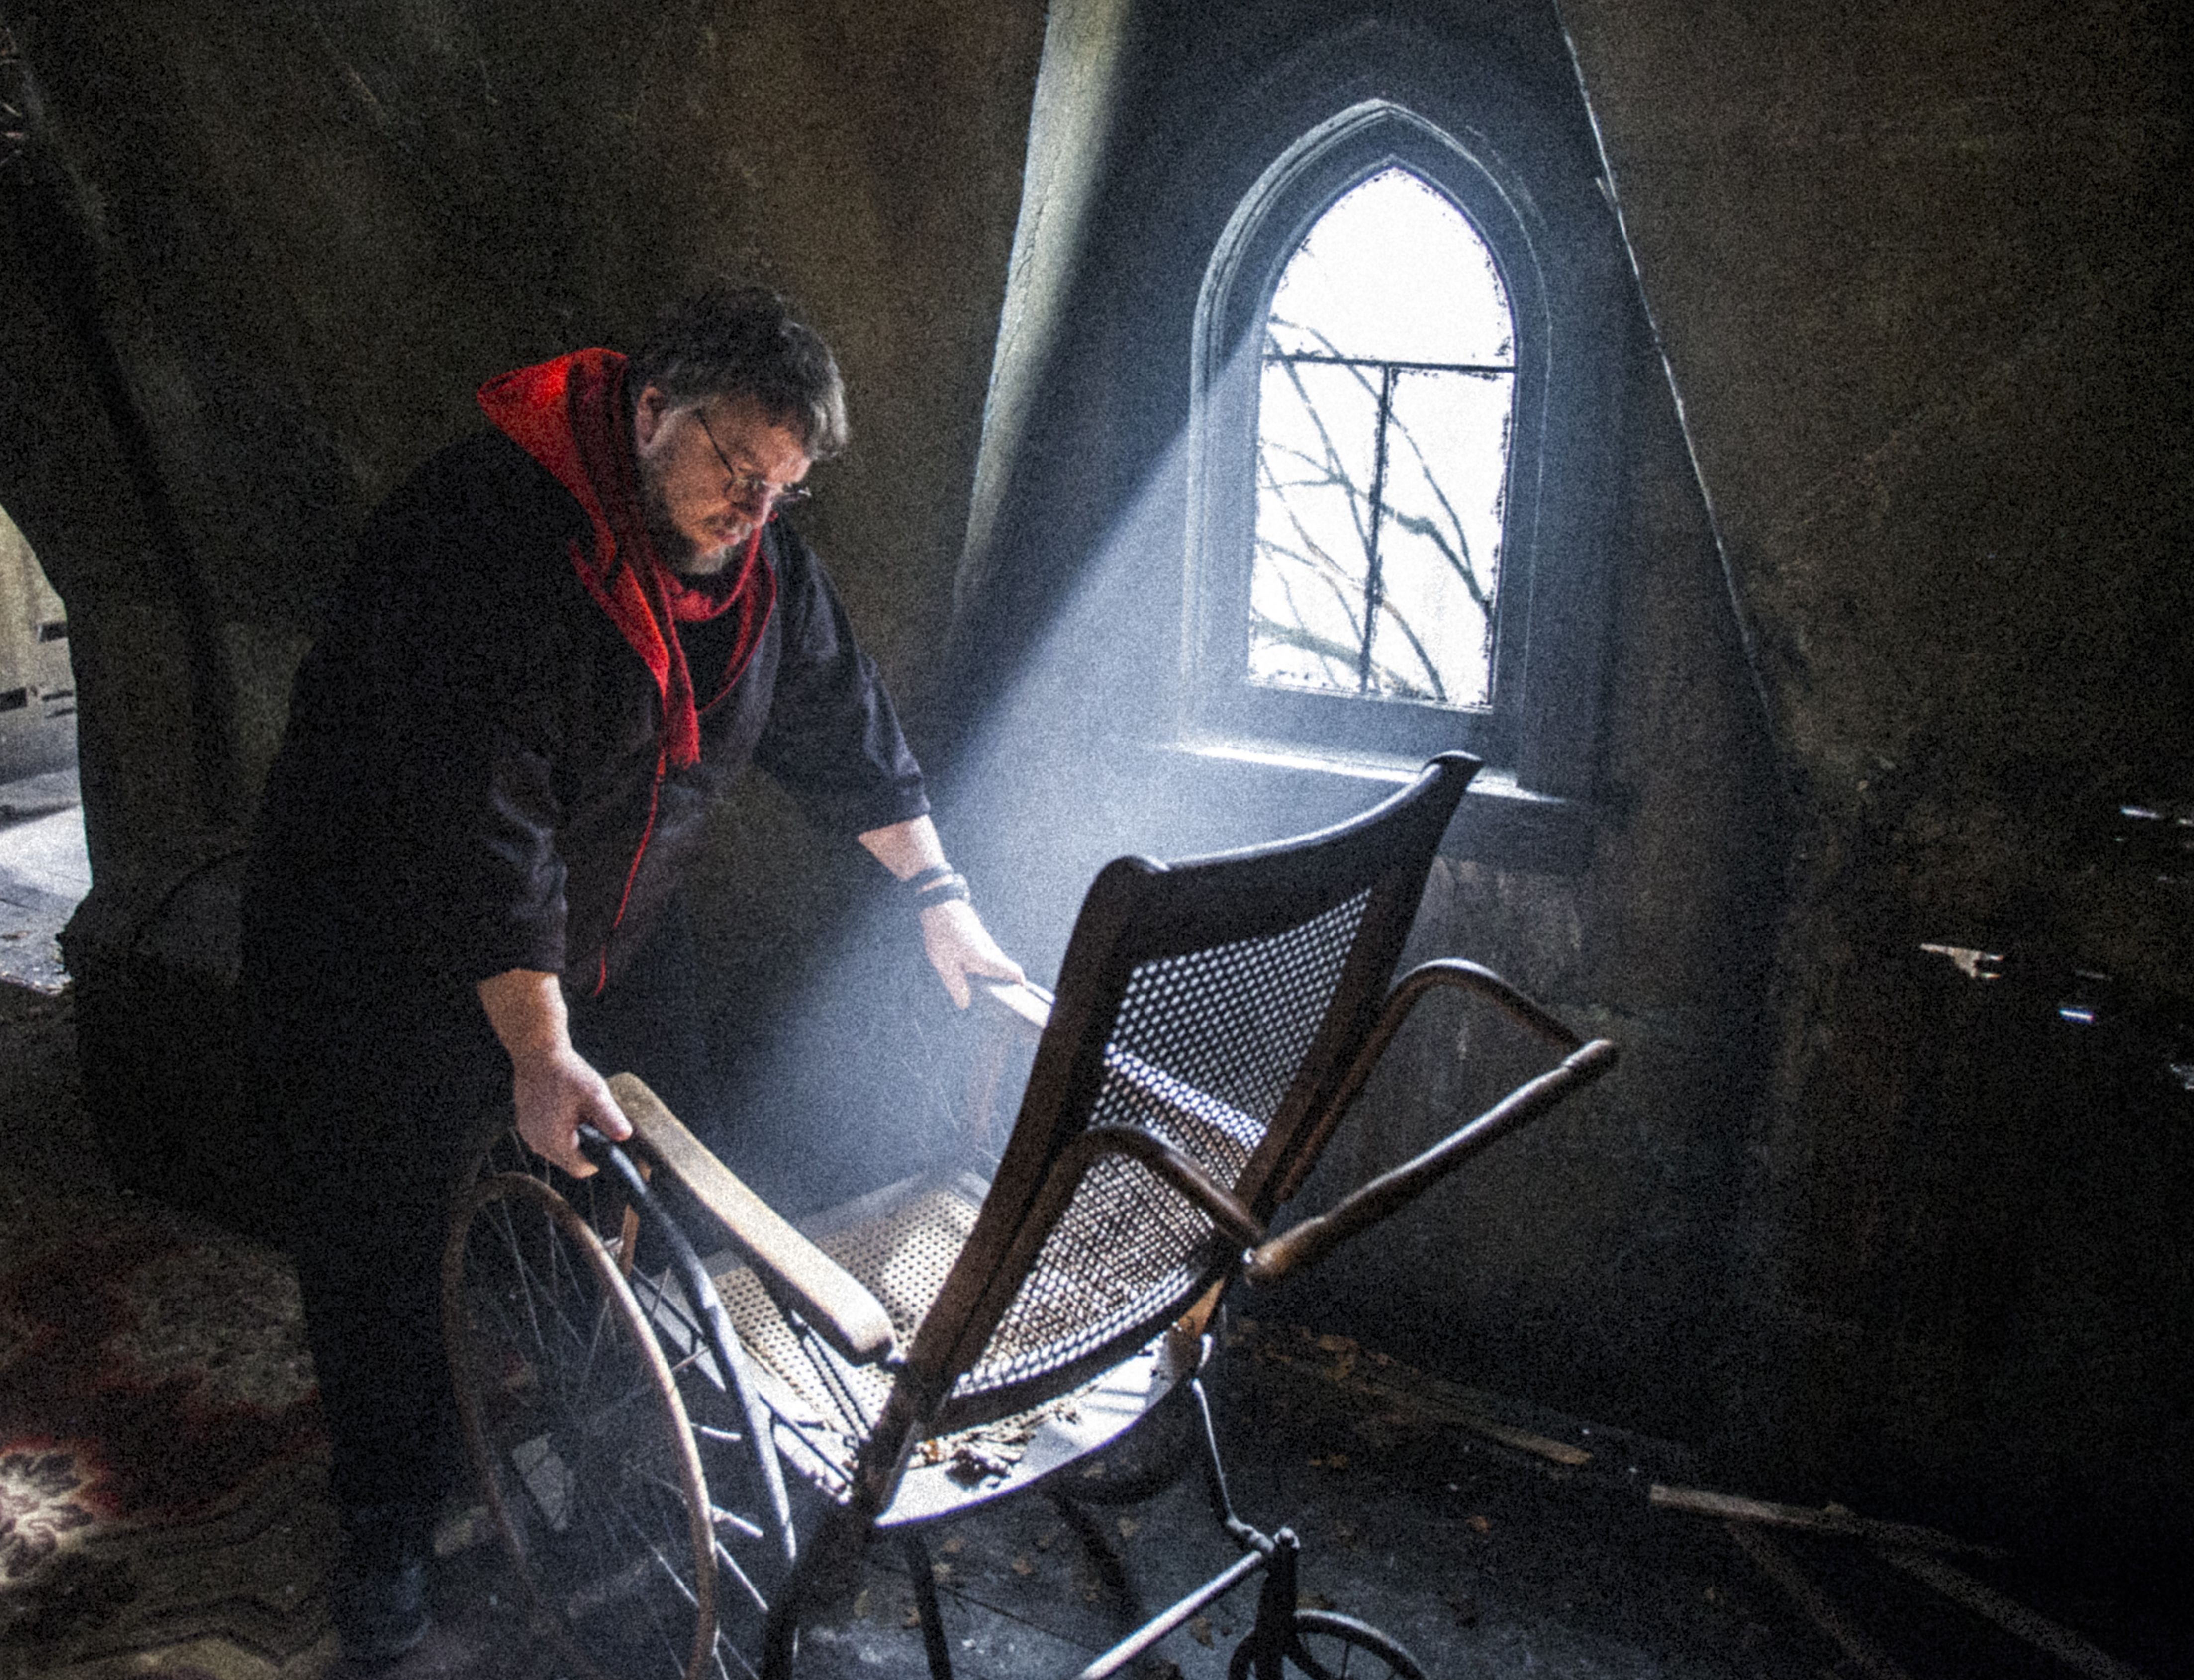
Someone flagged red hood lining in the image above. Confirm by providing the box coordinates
[476,349,776,767]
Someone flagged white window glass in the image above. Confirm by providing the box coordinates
[1250,167,1516,707]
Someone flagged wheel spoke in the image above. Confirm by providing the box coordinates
[714,1536,769,1615]
[450,1173,736,1680]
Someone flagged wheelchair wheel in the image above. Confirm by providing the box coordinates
[462,1124,633,1250]
[1227,1608,1430,1680]
[444,1170,724,1680]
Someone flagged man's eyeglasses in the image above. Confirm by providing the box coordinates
[695,409,813,514]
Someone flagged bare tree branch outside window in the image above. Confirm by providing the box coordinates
[1247,168,1516,709]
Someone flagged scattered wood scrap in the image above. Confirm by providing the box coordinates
[1649,1482,2000,1557]
[1248,1329,1592,1468]
[1723,1520,1918,1680]
[1883,1550,2153,1680]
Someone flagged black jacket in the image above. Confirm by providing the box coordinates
[247,430,928,1003]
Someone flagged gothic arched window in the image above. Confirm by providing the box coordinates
[1250,165,1517,708]
[1188,100,1577,782]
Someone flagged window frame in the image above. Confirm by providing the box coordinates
[1189,103,1550,767]
[1170,74,1630,852]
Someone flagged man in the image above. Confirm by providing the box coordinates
[243,286,1020,1661]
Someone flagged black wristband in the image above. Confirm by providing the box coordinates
[910,869,971,909]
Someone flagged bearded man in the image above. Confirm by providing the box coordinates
[242,286,1019,1661]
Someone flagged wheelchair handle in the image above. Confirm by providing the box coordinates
[573,1123,798,1559]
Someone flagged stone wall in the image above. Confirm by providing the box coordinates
[1563,0,2192,1572]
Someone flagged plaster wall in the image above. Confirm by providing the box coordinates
[942,0,1780,1452]
[0,504,73,780]
[1560,0,2194,1568]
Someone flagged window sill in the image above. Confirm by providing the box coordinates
[1149,734,1592,874]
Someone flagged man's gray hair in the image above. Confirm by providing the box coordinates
[629,284,850,461]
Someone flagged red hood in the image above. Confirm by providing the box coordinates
[477,350,775,767]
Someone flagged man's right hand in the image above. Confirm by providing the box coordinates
[477,969,633,1178]
[511,1043,630,1178]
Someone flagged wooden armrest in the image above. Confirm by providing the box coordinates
[1396,959,1586,1050]
[977,978,1052,1039]
[1073,1123,1266,1249]
[1247,1037,1619,1283]
[607,1073,898,1366]
[1275,958,1594,1208]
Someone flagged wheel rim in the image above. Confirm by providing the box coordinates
[443,1171,719,1680]
[1231,1608,1429,1680]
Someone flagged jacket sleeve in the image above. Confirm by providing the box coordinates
[380,451,580,981]
[751,527,931,836]
[254,437,576,985]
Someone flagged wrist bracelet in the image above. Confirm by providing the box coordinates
[909,869,971,909]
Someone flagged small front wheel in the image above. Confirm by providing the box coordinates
[1228,1608,1430,1680]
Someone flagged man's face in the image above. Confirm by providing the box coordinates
[632,385,813,575]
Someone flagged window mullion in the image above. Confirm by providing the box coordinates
[1358,362,1396,694]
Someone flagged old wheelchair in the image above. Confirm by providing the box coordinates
[440,753,1617,1680]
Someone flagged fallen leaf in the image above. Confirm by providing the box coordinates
[1116,1516,1140,1539]
[949,1444,1013,1484]
[852,1589,872,1620]
[1297,1590,1336,1611]
[932,1562,953,1583]
[1081,1461,1108,1479]
[1189,1616,1214,1648]
[902,1607,922,1628]
[1308,1453,1349,1471]
[941,1536,966,1555]
[1011,1556,1035,1577]
[1467,1514,1492,1533]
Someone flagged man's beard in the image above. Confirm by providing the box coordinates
[638,465,743,577]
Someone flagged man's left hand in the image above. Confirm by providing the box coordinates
[919,898,1025,1009]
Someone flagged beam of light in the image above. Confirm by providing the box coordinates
[702,336,1293,1210]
